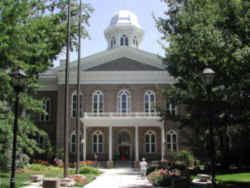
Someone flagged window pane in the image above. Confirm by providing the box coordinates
[145,135,149,143]
[99,144,103,152]
[72,135,75,143]
[72,144,76,153]
[93,135,97,143]
[167,135,171,143]
[99,135,103,142]
[93,144,97,153]
[173,135,176,143]
[151,135,155,143]
[146,144,150,153]
[167,144,171,150]
[152,144,155,152]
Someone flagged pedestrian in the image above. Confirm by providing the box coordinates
[140,158,148,178]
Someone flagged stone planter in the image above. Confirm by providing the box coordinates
[192,174,212,188]
[30,175,44,182]
[43,178,60,188]
[60,177,75,187]
[106,160,114,168]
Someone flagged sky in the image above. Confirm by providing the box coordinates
[54,0,168,67]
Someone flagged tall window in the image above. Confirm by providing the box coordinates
[92,90,104,113]
[40,98,50,121]
[145,130,156,153]
[166,101,177,116]
[167,130,178,152]
[120,35,128,46]
[133,36,138,47]
[71,132,83,153]
[72,91,83,118]
[117,90,131,113]
[92,131,103,153]
[111,37,116,48]
[38,135,46,148]
[144,90,156,113]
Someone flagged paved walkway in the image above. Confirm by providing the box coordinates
[85,167,152,188]
[22,167,152,188]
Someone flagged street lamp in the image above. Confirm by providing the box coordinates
[10,67,26,188]
[202,67,216,188]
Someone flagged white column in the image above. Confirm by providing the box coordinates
[135,126,139,161]
[109,126,112,161]
[83,125,87,161]
[161,125,166,161]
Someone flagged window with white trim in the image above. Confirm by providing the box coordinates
[92,90,104,113]
[144,90,156,113]
[111,37,116,48]
[145,130,156,153]
[117,90,131,113]
[71,92,83,118]
[133,36,138,47]
[120,35,128,46]
[167,130,178,152]
[38,135,46,148]
[40,98,50,122]
[92,131,103,153]
[71,132,83,153]
[166,101,177,116]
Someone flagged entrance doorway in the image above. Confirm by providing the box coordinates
[119,145,130,161]
[117,130,131,161]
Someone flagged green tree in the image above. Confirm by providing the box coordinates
[0,0,93,170]
[156,0,249,167]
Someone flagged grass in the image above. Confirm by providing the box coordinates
[0,165,101,187]
[216,172,250,188]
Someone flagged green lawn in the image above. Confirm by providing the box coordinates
[0,165,101,187]
[216,172,250,188]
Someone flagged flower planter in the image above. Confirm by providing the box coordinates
[30,175,44,182]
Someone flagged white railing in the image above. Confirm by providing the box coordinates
[84,112,160,118]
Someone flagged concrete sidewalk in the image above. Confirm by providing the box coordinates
[22,167,152,188]
[85,167,152,188]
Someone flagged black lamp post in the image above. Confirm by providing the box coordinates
[202,67,216,188]
[10,67,26,188]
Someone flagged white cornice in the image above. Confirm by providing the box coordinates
[57,71,176,85]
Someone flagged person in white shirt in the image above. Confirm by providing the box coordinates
[140,158,148,178]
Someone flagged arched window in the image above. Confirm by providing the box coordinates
[92,90,104,113]
[92,130,103,153]
[166,101,177,116]
[167,130,178,152]
[40,97,51,121]
[117,90,131,113]
[72,91,83,118]
[144,90,156,113]
[111,37,116,48]
[120,35,128,46]
[38,135,46,148]
[145,130,156,153]
[71,132,83,153]
[133,36,138,47]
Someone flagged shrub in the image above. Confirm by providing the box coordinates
[146,166,158,175]
[148,169,172,186]
[26,164,48,171]
[79,166,100,175]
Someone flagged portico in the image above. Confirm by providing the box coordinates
[81,112,166,167]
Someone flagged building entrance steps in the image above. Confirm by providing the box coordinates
[85,167,152,188]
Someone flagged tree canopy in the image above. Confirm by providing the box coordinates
[0,0,93,170]
[157,0,250,165]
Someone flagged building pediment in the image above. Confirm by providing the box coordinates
[57,47,165,72]
[85,57,163,71]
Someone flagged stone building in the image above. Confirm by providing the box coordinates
[36,10,187,165]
